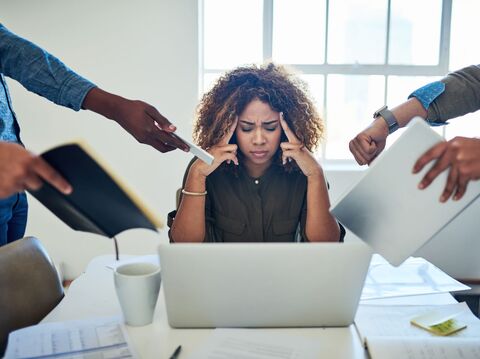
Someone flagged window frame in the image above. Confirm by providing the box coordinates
[200,0,453,166]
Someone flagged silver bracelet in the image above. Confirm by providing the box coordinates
[181,188,207,196]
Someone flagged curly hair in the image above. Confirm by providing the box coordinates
[193,63,324,170]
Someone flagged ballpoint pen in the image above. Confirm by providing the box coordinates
[169,345,182,359]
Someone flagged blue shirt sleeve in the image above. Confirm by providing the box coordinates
[0,24,96,111]
[408,81,446,126]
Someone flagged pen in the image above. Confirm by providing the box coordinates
[169,345,182,359]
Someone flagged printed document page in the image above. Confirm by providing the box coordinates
[366,336,480,359]
[4,317,137,359]
[187,329,321,359]
[355,302,480,344]
[361,255,469,300]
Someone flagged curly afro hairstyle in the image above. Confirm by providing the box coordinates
[193,62,324,170]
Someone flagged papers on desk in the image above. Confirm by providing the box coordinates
[187,329,321,359]
[366,337,480,359]
[355,302,480,343]
[355,302,480,358]
[361,255,469,300]
[4,317,137,359]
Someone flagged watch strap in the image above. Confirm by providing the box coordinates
[374,106,399,134]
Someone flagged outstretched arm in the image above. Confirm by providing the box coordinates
[349,98,427,165]
[0,24,188,153]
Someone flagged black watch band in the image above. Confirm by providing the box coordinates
[373,105,399,134]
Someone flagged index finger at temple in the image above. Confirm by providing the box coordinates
[280,112,299,143]
[222,117,238,145]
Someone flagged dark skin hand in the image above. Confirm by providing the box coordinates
[0,142,72,199]
[413,136,480,202]
[82,88,190,153]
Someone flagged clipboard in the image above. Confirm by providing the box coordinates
[330,117,480,266]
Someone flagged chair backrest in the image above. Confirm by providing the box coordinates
[0,236,64,354]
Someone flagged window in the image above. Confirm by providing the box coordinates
[200,0,479,164]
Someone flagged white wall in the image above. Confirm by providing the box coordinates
[3,0,480,281]
[3,0,198,279]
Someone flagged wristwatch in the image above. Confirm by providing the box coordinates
[373,105,399,134]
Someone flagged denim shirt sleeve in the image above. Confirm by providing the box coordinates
[0,24,96,111]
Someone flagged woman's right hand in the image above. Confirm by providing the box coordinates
[190,118,239,178]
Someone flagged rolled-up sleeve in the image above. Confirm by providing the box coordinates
[427,65,480,123]
[0,24,96,111]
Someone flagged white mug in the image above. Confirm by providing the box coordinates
[114,262,161,326]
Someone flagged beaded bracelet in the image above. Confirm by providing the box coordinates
[181,189,207,196]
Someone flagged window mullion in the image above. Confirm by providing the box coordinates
[263,0,274,61]
[438,0,452,73]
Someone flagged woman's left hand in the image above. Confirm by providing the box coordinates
[280,113,322,177]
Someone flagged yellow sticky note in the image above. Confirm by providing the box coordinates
[411,312,467,336]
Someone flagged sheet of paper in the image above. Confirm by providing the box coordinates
[105,254,159,270]
[4,317,137,359]
[366,336,480,359]
[361,255,469,300]
[355,302,480,344]
[187,329,321,359]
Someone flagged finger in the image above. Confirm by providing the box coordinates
[32,157,72,194]
[23,173,44,192]
[153,122,190,152]
[279,112,300,144]
[440,167,458,202]
[280,142,304,151]
[453,177,469,201]
[221,118,238,145]
[146,106,176,132]
[413,142,447,173]
[349,140,370,165]
[418,152,451,189]
[218,152,239,166]
[219,144,238,153]
[151,138,177,153]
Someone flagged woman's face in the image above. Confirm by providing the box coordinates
[235,99,282,171]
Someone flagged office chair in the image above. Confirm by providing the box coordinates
[0,236,64,354]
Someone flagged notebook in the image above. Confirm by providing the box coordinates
[158,242,372,328]
[29,141,162,238]
[330,117,480,266]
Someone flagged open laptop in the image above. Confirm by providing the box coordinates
[158,241,372,328]
[330,117,480,267]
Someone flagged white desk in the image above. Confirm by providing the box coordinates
[42,255,457,359]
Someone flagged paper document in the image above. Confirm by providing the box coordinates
[4,317,137,359]
[355,302,480,344]
[330,117,480,266]
[187,329,321,359]
[173,131,214,165]
[361,255,469,300]
[366,336,480,359]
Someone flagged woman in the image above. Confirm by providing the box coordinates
[170,63,344,243]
